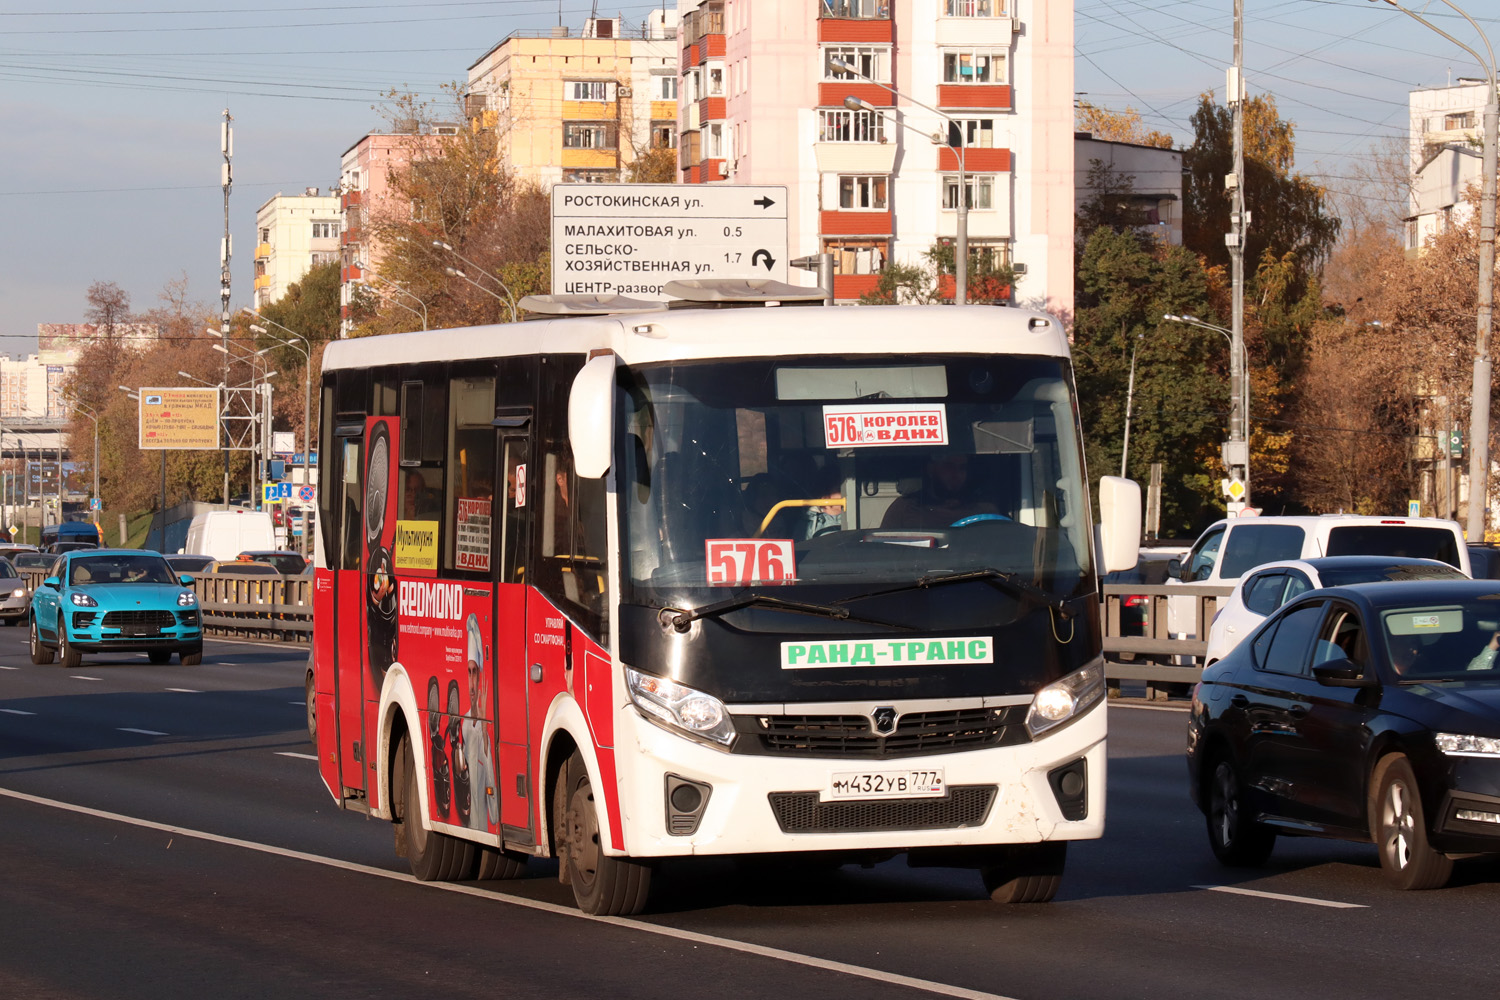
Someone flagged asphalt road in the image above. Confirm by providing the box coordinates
[1,632,1497,1000]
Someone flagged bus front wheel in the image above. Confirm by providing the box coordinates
[559,752,651,915]
[980,842,1067,903]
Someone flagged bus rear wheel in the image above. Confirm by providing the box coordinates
[559,752,651,915]
[980,843,1067,903]
[398,734,476,882]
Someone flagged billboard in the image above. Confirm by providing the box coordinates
[137,387,220,450]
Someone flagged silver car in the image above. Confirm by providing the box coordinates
[0,557,30,624]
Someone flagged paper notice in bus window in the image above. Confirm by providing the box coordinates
[822,403,948,448]
[705,539,796,587]
[455,498,492,572]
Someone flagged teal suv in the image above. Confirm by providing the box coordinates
[30,550,203,667]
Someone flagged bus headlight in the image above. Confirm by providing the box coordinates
[625,666,736,747]
[1026,661,1105,738]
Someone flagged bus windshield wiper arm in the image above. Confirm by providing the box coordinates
[836,568,1075,620]
[660,594,915,633]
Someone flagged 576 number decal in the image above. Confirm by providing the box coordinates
[705,539,796,587]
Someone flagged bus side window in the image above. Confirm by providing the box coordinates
[537,357,607,639]
[446,373,497,575]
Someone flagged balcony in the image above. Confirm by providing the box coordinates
[821,0,889,18]
[254,243,272,259]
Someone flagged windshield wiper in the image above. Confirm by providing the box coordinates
[835,568,1076,620]
[659,593,915,633]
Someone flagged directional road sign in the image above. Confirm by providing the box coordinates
[551,184,788,301]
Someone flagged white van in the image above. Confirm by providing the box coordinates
[1166,514,1471,637]
[182,510,275,562]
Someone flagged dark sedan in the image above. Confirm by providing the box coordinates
[1188,579,1500,890]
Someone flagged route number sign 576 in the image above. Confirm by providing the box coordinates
[705,539,796,587]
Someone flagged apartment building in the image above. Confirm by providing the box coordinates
[465,12,681,187]
[1407,78,1490,255]
[253,188,343,309]
[337,131,446,335]
[675,0,1074,313]
[1074,132,1183,246]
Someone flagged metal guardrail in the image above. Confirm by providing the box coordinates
[1100,582,1234,698]
[18,568,314,643]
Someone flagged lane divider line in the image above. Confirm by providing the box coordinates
[1109,702,1189,714]
[275,751,317,761]
[71,676,102,682]
[0,784,1017,1000]
[1194,884,1367,909]
[0,665,19,671]
[117,728,169,737]
[165,688,201,694]
[0,708,36,716]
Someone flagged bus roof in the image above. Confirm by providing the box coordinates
[321,304,1071,373]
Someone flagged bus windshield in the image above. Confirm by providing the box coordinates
[618,355,1092,609]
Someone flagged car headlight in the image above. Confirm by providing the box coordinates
[1434,732,1500,757]
[1026,660,1106,738]
[69,592,98,607]
[11,588,23,598]
[178,591,197,606]
[625,666,736,747]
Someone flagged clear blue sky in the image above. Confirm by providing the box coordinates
[1,0,1494,352]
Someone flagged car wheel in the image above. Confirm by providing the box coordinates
[147,650,171,665]
[29,616,53,665]
[397,734,475,882]
[1371,754,1452,890]
[559,751,651,915]
[304,663,316,742]
[980,842,1067,903]
[58,616,82,668]
[179,648,203,666]
[1206,756,1275,866]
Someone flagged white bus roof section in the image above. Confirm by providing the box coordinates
[321,305,1070,373]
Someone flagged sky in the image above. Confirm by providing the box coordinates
[1,0,1496,355]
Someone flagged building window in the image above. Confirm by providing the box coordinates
[820,108,886,143]
[706,123,725,158]
[312,251,339,266]
[312,221,338,239]
[566,80,614,102]
[563,123,617,149]
[708,67,724,96]
[258,228,270,243]
[563,170,618,184]
[821,0,888,18]
[823,45,891,83]
[823,239,889,275]
[838,175,888,210]
[1444,111,1475,130]
[942,48,1007,84]
[944,0,1005,15]
[946,118,997,149]
[652,123,678,149]
[685,69,701,103]
[942,174,995,210]
[657,75,677,100]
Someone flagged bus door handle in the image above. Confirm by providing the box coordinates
[529,663,543,683]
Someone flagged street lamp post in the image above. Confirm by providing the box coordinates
[833,56,968,305]
[1122,334,1145,478]
[1368,0,1496,541]
[434,241,518,322]
[1163,313,1249,507]
[246,313,314,556]
[61,397,99,526]
[355,266,428,330]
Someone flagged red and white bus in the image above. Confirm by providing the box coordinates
[312,284,1140,914]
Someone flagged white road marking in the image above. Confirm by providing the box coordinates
[276,751,317,761]
[165,688,201,694]
[0,708,36,716]
[1110,701,1189,714]
[0,664,19,670]
[1194,884,1367,909]
[289,700,306,706]
[0,784,1017,1000]
[117,728,168,737]
[71,675,102,682]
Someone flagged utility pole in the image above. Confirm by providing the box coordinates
[1224,0,1251,514]
[220,108,234,511]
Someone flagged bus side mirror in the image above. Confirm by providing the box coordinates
[1096,476,1141,574]
[569,354,616,479]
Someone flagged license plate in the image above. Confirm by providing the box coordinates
[823,768,945,802]
[123,628,157,637]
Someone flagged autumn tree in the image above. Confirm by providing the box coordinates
[860,243,1015,305]
[1075,101,1174,149]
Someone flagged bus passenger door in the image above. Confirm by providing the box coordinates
[332,431,368,796]
[493,425,535,843]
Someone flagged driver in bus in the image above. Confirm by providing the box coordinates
[881,453,1001,530]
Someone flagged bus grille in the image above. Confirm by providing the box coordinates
[103,610,176,632]
[767,785,997,833]
[734,706,1029,759]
